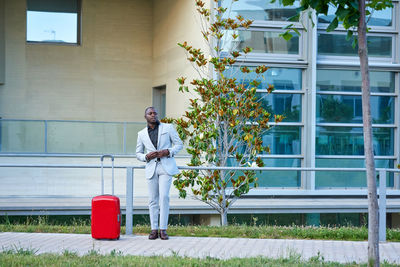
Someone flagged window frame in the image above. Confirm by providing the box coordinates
[317,2,397,32]
[316,31,395,63]
[25,0,82,45]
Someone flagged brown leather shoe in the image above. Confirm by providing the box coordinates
[148,230,158,240]
[160,229,169,240]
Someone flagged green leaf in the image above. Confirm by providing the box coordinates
[282,0,295,6]
[351,36,358,49]
[287,13,300,22]
[292,28,300,36]
[280,31,293,41]
[346,30,353,41]
[349,1,358,10]
[282,23,294,30]
[326,17,338,32]
[335,5,350,19]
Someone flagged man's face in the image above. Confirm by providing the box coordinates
[145,108,158,124]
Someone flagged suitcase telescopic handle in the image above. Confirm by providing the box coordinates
[101,154,115,195]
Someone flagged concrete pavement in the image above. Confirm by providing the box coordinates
[0,232,400,264]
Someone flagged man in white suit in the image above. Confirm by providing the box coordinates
[136,107,183,240]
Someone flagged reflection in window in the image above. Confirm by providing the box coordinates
[224,67,302,91]
[257,158,301,187]
[227,157,301,187]
[316,95,394,124]
[27,0,80,44]
[316,127,394,156]
[318,6,392,26]
[262,126,301,155]
[221,0,300,22]
[223,30,299,55]
[257,93,301,122]
[315,159,394,188]
[317,70,395,93]
[318,34,392,57]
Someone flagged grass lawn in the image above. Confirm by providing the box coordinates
[1,217,399,266]
[0,250,399,267]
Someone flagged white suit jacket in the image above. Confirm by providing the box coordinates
[136,123,183,179]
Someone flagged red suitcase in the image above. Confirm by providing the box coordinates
[91,155,121,240]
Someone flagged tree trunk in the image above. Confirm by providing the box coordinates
[358,0,379,266]
[221,210,228,226]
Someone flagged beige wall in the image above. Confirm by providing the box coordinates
[0,0,153,121]
[152,0,207,118]
[0,0,4,85]
[0,0,209,121]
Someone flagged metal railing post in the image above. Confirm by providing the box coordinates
[44,120,48,153]
[126,167,134,235]
[379,169,386,242]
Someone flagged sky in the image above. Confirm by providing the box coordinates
[26,11,77,43]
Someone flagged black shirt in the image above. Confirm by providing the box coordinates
[147,122,159,149]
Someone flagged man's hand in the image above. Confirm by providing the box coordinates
[145,150,170,161]
[145,151,158,161]
[158,149,170,158]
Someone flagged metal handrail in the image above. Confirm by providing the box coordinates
[0,164,398,242]
[1,163,400,172]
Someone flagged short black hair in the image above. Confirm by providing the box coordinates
[145,106,156,115]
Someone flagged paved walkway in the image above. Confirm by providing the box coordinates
[0,232,399,264]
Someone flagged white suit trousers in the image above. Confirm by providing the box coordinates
[147,162,172,230]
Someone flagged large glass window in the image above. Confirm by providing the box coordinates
[262,126,301,155]
[318,33,392,57]
[318,6,393,27]
[227,157,301,187]
[223,65,303,188]
[258,93,301,122]
[315,68,396,189]
[223,30,299,55]
[316,95,394,124]
[317,70,395,93]
[315,159,394,188]
[224,67,302,91]
[257,158,301,187]
[316,127,394,156]
[27,0,81,44]
[221,0,300,22]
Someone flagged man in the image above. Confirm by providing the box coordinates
[136,107,183,240]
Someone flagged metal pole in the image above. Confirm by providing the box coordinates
[126,167,134,235]
[379,170,386,242]
[44,120,48,153]
[123,122,127,154]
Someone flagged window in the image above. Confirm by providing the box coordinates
[318,5,393,27]
[315,69,396,188]
[221,0,300,22]
[315,158,394,188]
[153,85,166,119]
[317,95,394,124]
[316,70,395,93]
[221,0,305,188]
[220,0,304,61]
[315,126,394,156]
[318,33,392,58]
[224,66,303,187]
[223,30,300,55]
[26,0,81,44]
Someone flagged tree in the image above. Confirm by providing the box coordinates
[278,0,392,265]
[164,0,282,226]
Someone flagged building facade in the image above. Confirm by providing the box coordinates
[0,0,399,225]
